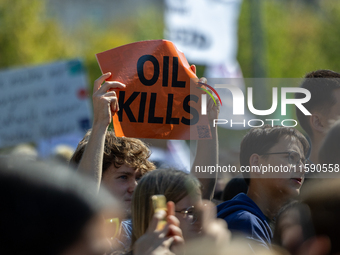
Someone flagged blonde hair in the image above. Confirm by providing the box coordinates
[131,169,201,245]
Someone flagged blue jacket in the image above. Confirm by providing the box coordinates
[217,193,272,248]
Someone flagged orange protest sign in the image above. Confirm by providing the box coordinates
[96,40,211,139]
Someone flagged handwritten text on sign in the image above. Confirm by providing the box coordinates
[0,60,92,148]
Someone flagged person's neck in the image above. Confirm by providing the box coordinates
[247,184,290,220]
[309,137,323,164]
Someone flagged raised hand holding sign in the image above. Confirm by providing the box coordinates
[96,40,211,140]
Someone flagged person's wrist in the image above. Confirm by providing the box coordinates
[92,120,110,132]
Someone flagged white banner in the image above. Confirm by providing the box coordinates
[164,0,242,65]
[0,60,92,148]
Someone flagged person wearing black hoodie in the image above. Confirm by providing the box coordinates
[217,125,309,249]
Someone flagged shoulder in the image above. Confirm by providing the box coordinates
[225,210,261,231]
[226,211,272,246]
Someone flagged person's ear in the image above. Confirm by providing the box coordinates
[249,154,262,178]
[310,113,327,133]
[249,154,260,167]
[297,236,331,255]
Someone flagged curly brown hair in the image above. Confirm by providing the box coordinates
[70,130,155,175]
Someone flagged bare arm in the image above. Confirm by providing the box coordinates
[77,72,125,191]
[191,79,220,200]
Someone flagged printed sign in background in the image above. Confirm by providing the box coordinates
[165,0,251,130]
[164,0,243,66]
[0,60,92,148]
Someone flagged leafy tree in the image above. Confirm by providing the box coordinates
[0,0,73,68]
[238,0,340,78]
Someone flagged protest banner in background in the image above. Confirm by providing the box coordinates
[164,0,243,66]
[96,40,211,140]
[0,60,92,148]
[165,0,251,130]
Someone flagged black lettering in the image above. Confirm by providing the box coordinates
[181,95,199,125]
[172,57,186,88]
[138,92,147,123]
[166,94,179,124]
[118,91,139,122]
[137,55,159,86]
[162,56,169,87]
[148,93,164,124]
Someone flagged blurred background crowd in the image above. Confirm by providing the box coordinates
[1,1,340,254]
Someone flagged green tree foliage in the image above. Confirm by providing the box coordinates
[72,6,164,86]
[238,0,340,78]
[0,0,164,84]
[3,0,340,80]
[0,0,73,68]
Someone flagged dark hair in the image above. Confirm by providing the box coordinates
[302,179,340,254]
[0,157,117,255]
[273,200,299,246]
[273,201,314,252]
[221,175,248,201]
[319,119,340,165]
[296,70,340,139]
[240,125,310,185]
[70,130,156,175]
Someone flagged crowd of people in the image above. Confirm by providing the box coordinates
[1,68,340,255]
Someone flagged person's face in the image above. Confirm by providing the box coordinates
[174,190,203,241]
[101,163,141,217]
[256,135,306,198]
